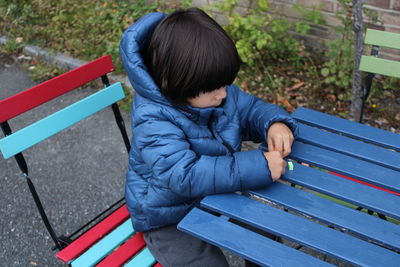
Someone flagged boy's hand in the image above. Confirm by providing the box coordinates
[267,122,294,157]
[263,151,286,181]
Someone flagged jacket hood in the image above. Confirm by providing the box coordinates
[120,12,228,121]
[120,12,168,104]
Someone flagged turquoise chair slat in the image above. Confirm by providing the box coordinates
[0,83,125,159]
[124,247,156,267]
[71,219,134,267]
[364,29,400,50]
[359,56,400,78]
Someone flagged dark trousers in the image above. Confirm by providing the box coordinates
[143,224,229,267]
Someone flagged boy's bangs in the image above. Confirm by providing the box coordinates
[179,25,240,100]
[193,37,240,96]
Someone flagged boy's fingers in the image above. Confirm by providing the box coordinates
[281,158,286,174]
[283,136,292,157]
[276,138,284,157]
[268,138,274,152]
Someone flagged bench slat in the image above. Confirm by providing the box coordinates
[124,248,156,267]
[329,171,400,196]
[56,204,130,263]
[200,194,400,266]
[364,29,400,49]
[97,232,146,267]
[282,162,400,220]
[250,183,400,251]
[0,83,125,159]
[0,55,114,123]
[71,219,134,267]
[290,142,400,194]
[292,107,400,151]
[297,123,400,172]
[359,56,400,78]
[178,207,333,267]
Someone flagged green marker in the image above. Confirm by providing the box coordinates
[288,161,294,171]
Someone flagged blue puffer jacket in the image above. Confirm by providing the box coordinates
[120,12,298,232]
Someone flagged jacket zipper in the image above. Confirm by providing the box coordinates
[208,112,235,155]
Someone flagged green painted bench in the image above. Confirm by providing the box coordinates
[360,28,400,79]
[358,28,400,122]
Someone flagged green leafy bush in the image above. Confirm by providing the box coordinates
[212,0,322,101]
[0,0,158,71]
[217,0,314,68]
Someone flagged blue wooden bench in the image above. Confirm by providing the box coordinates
[178,30,400,266]
[0,55,162,266]
[178,28,400,266]
[178,107,400,266]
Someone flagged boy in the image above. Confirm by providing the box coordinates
[120,7,297,266]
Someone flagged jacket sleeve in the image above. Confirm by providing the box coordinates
[134,115,273,198]
[234,86,299,143]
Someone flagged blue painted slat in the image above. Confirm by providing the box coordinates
[0,83,125,159]
[178,207,333,267]
[290,141,400,194]
[280,162,400,220]
[250,183,400,251]
[71,219,134,267]
[292,107,400,151]
[200,194,400,266]
[123,248,156,267]
[297,123,400,172]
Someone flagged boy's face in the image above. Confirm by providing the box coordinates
[187,87,227,108]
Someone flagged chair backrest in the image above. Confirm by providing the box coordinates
[0,55,125,159]
[359,29,400,78]
[0,55,130,251]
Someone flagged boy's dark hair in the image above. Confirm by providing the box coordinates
[145,7,241,105]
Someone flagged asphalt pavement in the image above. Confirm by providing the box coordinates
[0,54,131,266]
[0,54,245,267]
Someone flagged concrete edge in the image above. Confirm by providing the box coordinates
[0,35,133,91]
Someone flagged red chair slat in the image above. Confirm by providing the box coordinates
[329,172,400,196]
[56,204,130,263]
[0,55,114,123]
[154,263,163,267]
[96,232,146,267]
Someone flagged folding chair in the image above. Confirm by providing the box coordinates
[0,55,161,266]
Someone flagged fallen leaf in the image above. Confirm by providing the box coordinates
[288,92,300,97]
[281,98,295,112]
[15,37,23,44]
[326,94,337,102]
[240,81,249,92]
[286,82,304,91]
